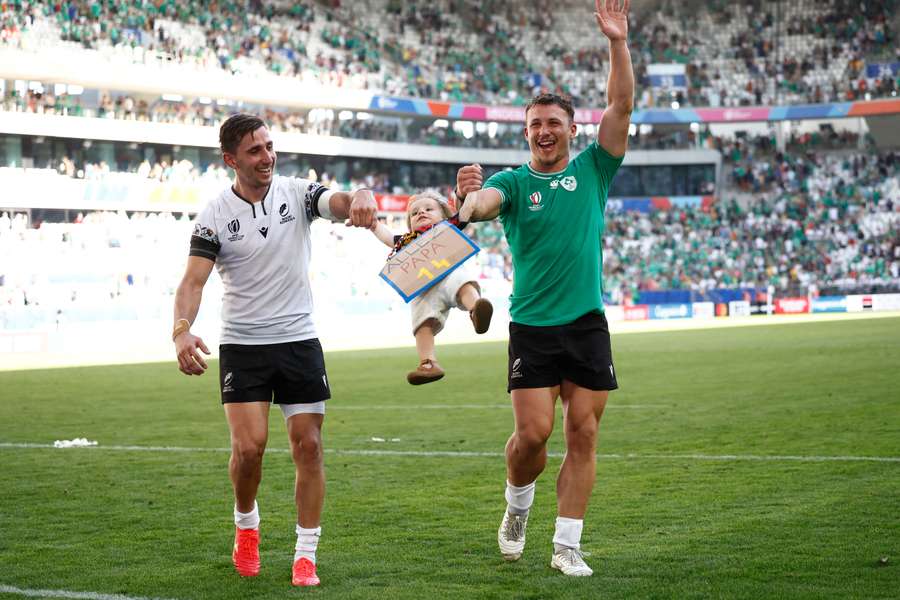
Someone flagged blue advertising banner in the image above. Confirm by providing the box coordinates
[649,303,693,319]
[648,74,688,88]
[811,296,848,313]
[866,62,900,79]
[647,64,687,89]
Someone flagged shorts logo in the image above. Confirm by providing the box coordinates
[223,371,234,393]
[528,192,543,212]
[279,202,296,224]
[511,358,523,379]
[226,219,244,242]
[609,364,615,379]
[322,374,328,390]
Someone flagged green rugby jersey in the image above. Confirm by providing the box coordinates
[485,141,623,326]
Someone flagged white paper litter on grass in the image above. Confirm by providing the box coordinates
[53,438,98,448]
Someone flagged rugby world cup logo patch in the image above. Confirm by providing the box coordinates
[528,191,543,212]
[226,218,244,241]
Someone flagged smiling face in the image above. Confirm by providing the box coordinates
[223,126,276,192]
[524,103,577,173]
[406,195,450,230]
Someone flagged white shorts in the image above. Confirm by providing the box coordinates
[410,265,480,335]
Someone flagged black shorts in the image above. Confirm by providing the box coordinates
[219,339,331,404]
[507,311,618,393]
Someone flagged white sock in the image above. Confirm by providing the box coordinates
[294,525,321,564]
[234,501,260,530]
[553,516,583,550]
[505,480,535,515]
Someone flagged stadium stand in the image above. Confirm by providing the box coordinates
[0,0,898,338]
[0,0,897,108]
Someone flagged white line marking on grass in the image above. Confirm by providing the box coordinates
[329,404,663,410]
[1,442,898,463]
[0,584,179,600]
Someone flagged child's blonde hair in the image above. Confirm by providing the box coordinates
[405,190,453,230]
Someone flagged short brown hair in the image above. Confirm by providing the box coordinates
[524,93,575,122]
[219,113,266,155]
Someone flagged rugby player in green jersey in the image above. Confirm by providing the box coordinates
[457,0,634,577]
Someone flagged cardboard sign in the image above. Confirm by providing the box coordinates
[379,221,480,303]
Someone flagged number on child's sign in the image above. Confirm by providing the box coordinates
[432,259,450,268]
[418,268,435,280]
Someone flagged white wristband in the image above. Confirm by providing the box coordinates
[317,189,336,221]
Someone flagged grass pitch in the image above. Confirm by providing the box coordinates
[1,318,898,599]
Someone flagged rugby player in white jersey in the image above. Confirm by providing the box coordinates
[172,114,377,587]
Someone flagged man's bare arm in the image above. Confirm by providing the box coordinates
[459,188,503,223]
[328,189,377,228]
[595,0,634,158]
[173,256,215,376]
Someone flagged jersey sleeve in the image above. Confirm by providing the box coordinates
[188,204,220,262]
[484,169,517,218]
[583,141,624,198]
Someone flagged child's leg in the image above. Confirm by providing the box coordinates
[456,282,480,311]
[413,319,438,362]
[458,281,493,335]
[408,319,445,385]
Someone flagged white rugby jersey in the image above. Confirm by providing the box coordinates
[189,175,335,344]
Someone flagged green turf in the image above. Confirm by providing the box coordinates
[1,318,898,599]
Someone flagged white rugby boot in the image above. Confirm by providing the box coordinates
[497,509,528,561]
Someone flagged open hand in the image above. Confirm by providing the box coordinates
[175,332,210,376]
[595,0,630,41]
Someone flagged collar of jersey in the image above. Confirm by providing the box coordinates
[526,160,571,179]
[228,180,273,216]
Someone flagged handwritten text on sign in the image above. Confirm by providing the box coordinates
[379,221,480,303]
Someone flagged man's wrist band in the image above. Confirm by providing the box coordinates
[172,318,190,341]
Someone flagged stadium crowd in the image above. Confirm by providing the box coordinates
[1,0,897,109]
[3,144,897,317]
[2,84,878,157]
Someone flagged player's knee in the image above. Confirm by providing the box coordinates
[232,440,265,468]
[516,424,552,452]
[292,432,323,465]
[565,420,598,455]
